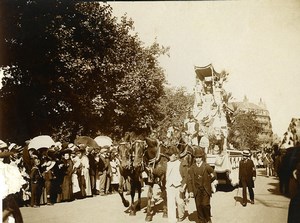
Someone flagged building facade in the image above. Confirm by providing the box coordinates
[229,96,273,149]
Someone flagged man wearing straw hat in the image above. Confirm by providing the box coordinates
[239,149,256,207]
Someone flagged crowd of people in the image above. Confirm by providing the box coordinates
[0,139,124,222]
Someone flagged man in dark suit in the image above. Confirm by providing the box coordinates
[239,149,256,207]
[187,146,216,223]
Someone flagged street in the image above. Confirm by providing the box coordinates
[20,169,290,223]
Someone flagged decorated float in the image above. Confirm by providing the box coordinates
[184,64,240,187]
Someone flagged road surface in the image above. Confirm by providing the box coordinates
[20,169,289,223]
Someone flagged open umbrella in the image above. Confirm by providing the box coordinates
[94,135,113,147]
[28,135,55,150]
[74,136,99,148]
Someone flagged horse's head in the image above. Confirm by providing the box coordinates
[118,142,131,169]
[145,137,159,159]
[176,137,194,166]
[131,140,146,168]
[144,137,171,164]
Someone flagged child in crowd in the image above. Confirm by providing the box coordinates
[30,156,42,207]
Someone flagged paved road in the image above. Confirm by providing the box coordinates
[20,169,290,223]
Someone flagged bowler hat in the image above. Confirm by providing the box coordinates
[166,146,179,156]
[194,148,204,158]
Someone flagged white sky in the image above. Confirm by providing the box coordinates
[110,0,300,138]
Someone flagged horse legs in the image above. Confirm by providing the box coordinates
[136,180,142,211]
[145,184,154,222]
[118,176,129,208]
[160,183,168,218]
[129,177,142,216]
[129,179,136,216]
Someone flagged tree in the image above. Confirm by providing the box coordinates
[155,86,193,137]
[227,110,263,150]
[0,1,168,143]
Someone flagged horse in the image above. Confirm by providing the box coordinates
[176,136,194,195]
[143,137,170,222]
[177,137,194,167]
[117,141,143,216]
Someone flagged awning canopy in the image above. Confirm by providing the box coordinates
[194,64,220,81]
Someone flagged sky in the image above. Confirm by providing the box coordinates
[109,0,300,138]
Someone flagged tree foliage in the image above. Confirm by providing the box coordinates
[0,1,168,143]
[227,110,263,150]
[155,86,193,136]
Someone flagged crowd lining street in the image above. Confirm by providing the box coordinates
[20,169,289,223]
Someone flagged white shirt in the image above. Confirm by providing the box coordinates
[166,160,182,188]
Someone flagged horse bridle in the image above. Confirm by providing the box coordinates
[179,143,193,159]
[131,140,145,168]
[118,142,132,169]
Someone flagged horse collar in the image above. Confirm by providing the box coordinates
[148,141,161,165]
[179,145,190,158]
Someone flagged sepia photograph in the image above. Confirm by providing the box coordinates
[1,1,300,223]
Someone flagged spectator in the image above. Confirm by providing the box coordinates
[98,147,109,196]
[288,161,300,223]
[76,145,92,197]
[30,156,42,208]
[109,150,120,193]
[41,159,56,205]
[61,149,74,202]
[71,150,84,199]
[239,150,256,207]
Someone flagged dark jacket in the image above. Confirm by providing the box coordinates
[30,166,42,184]
[239,158,256,188]
[187,162,216,196]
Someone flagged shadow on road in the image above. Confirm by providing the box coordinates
[122,196,165,217]
[234,195,243,206]
[267,182,283,196]
[257,168,267,176]
[216,184,236,192]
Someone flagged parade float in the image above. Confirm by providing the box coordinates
[184,64,240,187]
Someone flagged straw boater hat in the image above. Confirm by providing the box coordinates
[8,143,22,152]
[100,146,110,154]
[242,150,251,157]
[67,143,78,152]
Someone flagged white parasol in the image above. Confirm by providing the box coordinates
[94,136,113,147]
[28,135,55,150]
